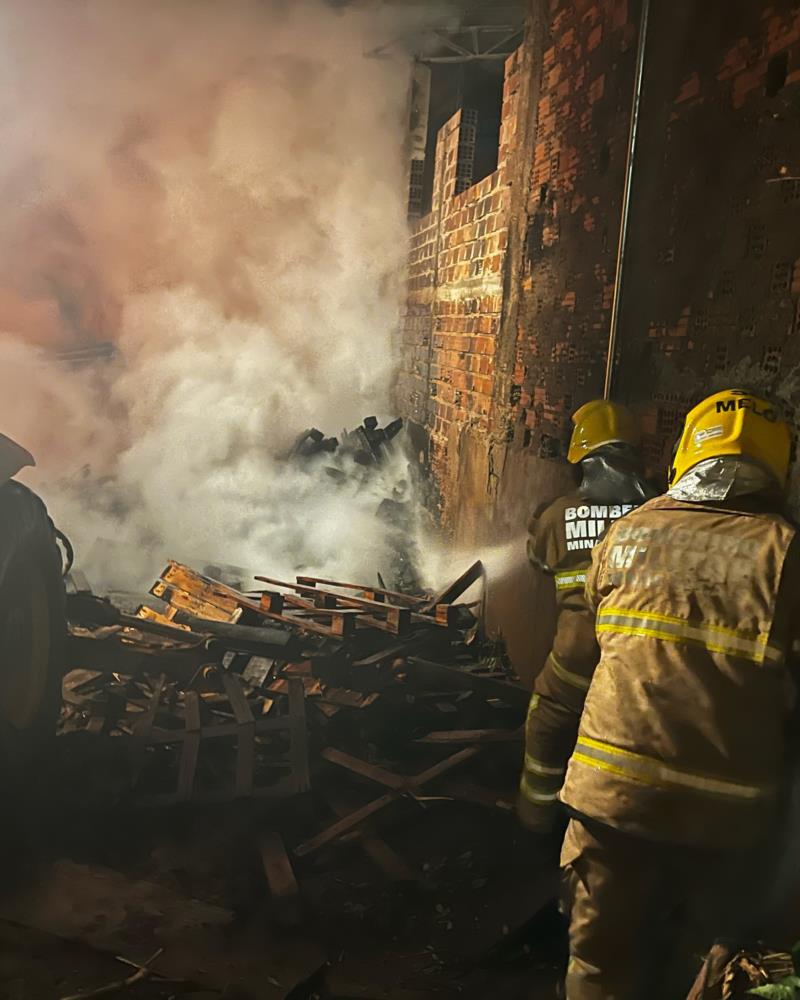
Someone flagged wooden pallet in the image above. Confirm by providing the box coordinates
[256,576,462,634]
[258,576,411,636]
[134,671,310,806]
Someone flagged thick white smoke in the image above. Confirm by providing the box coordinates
[0,0,423,591]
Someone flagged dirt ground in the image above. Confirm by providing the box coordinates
[0,762,564,1000]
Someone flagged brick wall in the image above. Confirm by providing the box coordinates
[615,1,800,484]
[397,53,523,524]
[396,0,800,679]
[507,0,800,484]
[513,0,637,459]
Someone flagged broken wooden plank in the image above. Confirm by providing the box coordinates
[151,582,240,624]
[320,688,379,710]
[241,655,276,687]
[421,560,484,612]
[259,831,301,926]
[295,746,480,857]
[415,728,523,744]
[63,670,104,696]
[288,677,310,794]
[405,658,529,712]
[325,790,417,883]
[435,779,515,811]
[177,691,201,802]
[134,605,191,631]
[267,677,321,698]
[156,561,261,616]
[321,748,405,790]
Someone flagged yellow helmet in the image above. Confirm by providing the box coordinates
[669,388,792,488]
[567,399,641,464]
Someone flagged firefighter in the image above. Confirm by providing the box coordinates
[558,389,798,999]
[518,399,655,835]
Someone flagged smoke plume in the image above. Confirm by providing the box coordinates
[0,0,421,591]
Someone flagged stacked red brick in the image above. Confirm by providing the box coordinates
[398,53,523,520]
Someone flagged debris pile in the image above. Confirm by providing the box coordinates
[285,414,425,592]
[287,415,404,467]
[687,944,797,999]
[61,557,526,867]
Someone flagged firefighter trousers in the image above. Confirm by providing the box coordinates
[560,818,764,1000]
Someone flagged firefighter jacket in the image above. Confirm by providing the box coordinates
[520,493,641,828]
[560,493,800,848]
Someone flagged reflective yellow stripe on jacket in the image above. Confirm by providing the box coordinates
[572,736,770,801]
[520,754,563,805]
[521,697,564,806]
[519,773,559,804]
[554,569,588,592]
[524,752,566,777]
[596,607,784,665]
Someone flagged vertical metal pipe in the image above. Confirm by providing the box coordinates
[603,0,652,400]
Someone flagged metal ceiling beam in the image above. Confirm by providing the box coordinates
[367,24,523,63]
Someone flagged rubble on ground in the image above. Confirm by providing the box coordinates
[687,943,797,999]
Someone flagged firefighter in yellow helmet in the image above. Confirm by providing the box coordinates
[555,389,798,999]
[518,399,655,836]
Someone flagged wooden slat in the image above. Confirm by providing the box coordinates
[259,832,301,926]
[321,748,405,790]
[295,575,425,607]
[405,658,530,712]
[86,715,105,736]
[294,791,397,858]
[320,688,379,710]
[63,670,104,696]
[150,713,290,744]
[415,728,523,744]
[221,672,255,798]
[151,582,239,624]
[288,678,309,794]
[435,779,515,811]
[135,605,191,631]
[325,790,417,883]
[257,577,411,635]
[432,603,462,628]
[422,560,484,612]
[295,747,479,857]
[258,598,356,640]
[259,591,285,614]
[177,691,201,802]
[268,676,321,698]
[157,561,250,614]
[131,673,166,781]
